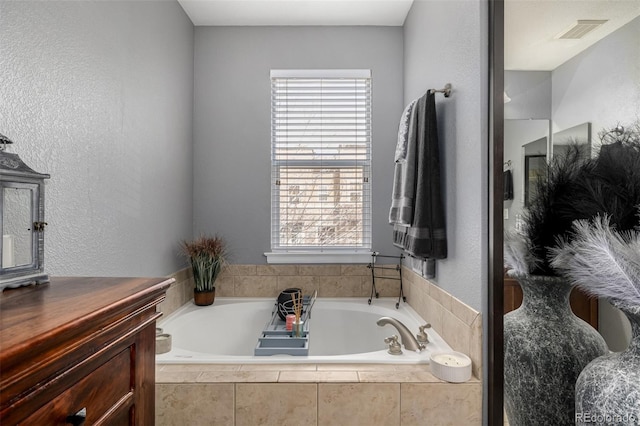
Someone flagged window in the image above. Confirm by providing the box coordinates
[267,69,372,262]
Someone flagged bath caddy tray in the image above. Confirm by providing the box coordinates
[254,291,316,356]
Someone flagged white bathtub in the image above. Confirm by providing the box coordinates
[156,297,452,364]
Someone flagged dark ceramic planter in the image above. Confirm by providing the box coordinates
[277,288,302,320]
[504,274,608,426]
[194,288,215,306]
[575,302,640,426]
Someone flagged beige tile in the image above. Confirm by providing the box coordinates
[197,370,279,383]
[417,275,431,296]
[229,264,257,276]
[451,295,480,326]
[442,309,472,356]
[160,364,240,372]
[234,275,278,297]
[380,264,403,277]
[278,370,358,382]
[318,383,400,426]
[426,295,445,335]
[155,371,201,383]
[469,314,483,379]
[430,284,453,311]
[401,267,419,287]
[299,264,341,276]
[257,264,298,276]
[415,284,430,320]
[319,275,366,297]
[358,370,440,383]
[236,383,317,426]
[419,284,433,318]
[157,285,183,316]
[410,270,430,297]
[341,264,370,276]
[180,279,193,305]
[169,267,191,284]
[400,383,482,425]
[214,275,234,297]
[240,363,318,371]
[316,363,396,371]
[156,383,234,426]
[403,277,416,305]
[277,275,318,295]
[390,364,433,372]
[217,265,233,279]
[371,277,403,297]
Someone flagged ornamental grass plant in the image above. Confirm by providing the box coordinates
[181,235,228,292]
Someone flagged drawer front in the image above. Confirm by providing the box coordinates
[21,348,133,425]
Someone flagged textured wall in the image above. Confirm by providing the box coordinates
[193,26,404,264]
[0,1,195,277]
[403,0,488,312]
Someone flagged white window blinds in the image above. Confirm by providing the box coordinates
[270,69,372,252]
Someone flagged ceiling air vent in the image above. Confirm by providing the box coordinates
[556,20,608,39]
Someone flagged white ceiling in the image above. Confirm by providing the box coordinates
[178,0,414,26]
[177,0,640,71]
[506,0,640,70]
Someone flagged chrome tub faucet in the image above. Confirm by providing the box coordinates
[376,316,425,352]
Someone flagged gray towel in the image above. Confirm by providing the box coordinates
[395,99,417,162]
[392,223,408,249]
[389,100,418,225]
[403,91,447,260]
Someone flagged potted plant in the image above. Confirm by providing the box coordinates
[181,234,228,306]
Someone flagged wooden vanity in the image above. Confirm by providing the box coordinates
[0,277,173,425]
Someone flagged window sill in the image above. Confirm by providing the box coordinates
[264,251,372,264]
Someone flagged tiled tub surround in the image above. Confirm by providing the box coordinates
[156,363,481,425]
[157,264,482,425]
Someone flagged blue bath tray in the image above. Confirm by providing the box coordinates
[254,291,316,356]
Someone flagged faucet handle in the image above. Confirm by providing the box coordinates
[416,323,431,343]
[384,335,403,355]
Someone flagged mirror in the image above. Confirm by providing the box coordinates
[504,119,549,231]
[2,186,34,268]
[494,1,640,423]
[503,120,592,232]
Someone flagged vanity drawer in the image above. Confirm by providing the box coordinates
[22,347,133,425]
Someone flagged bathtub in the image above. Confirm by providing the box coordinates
[156,297,452,364]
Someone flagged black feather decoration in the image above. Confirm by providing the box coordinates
[505,121,640,276]
[522,144,592,275]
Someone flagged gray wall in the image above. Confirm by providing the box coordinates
[0,1,195,277]
[193,26,403,263]
[403,0,488,312]
[504,71,552,120]
[403,2,488,422]
[552,16,640,138]
[552,16,640,352]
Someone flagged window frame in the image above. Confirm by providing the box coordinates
[265,69,373,264]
